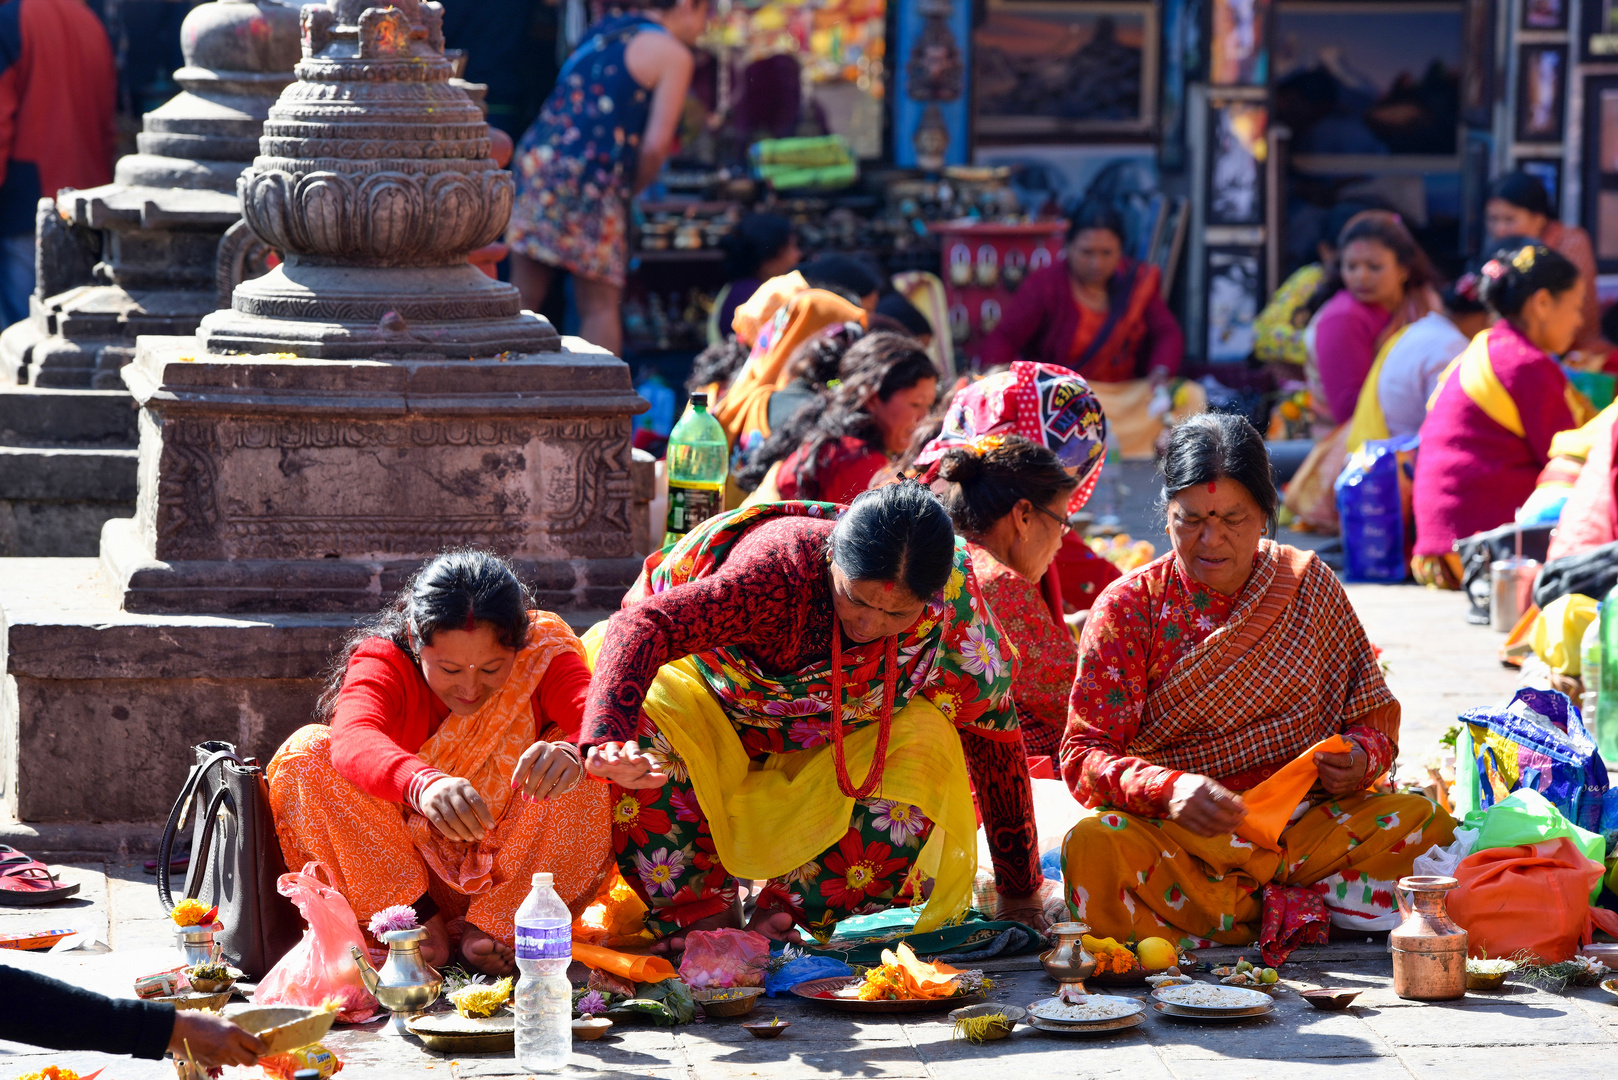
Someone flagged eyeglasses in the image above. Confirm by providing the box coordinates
[1030,501,1073,535]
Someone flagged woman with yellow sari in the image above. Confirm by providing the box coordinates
[267,552,614,976]
[581,483,1049,949]
[1060,415,1453,953]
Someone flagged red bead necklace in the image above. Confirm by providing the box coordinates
[828,615,898,799]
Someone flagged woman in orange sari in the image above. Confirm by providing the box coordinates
[1060,415,1452,955]
[267,552,614,976]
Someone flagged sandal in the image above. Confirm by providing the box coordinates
[0,853,80,906]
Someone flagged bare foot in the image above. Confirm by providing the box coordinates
[648,900,743,956]
[746,908,805,948]
[461,922,515,977]
[420,912,451,968]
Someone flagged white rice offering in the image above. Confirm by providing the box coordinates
[1030,996,1139,1022]
[1154,983,1270,1009]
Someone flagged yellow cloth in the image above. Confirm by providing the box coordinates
[1061,793,1454,945]
[1430,330,1596,439]
[1344,326,1410,453]
[1088,379,1208,460]
[1549,400,1618,461]
[580,625,976,933]
[891,270,955,381]
[1533,593,1600,677]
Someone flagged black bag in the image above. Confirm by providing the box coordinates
[1454,522,1554,624]
[1534,540,1618,609]
[157,741,301,978]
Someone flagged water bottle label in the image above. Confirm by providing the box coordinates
[515,924,570,961]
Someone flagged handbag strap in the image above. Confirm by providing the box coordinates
[183,785,236,903]
[157,748,242,912]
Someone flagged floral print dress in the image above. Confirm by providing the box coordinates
[583,502,1041,939]
[508,14,660,286]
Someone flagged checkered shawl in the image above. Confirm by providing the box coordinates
[1130,540,1397,778]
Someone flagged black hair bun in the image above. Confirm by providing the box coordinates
[935,448,982,484]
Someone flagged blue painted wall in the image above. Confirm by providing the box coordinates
[890,0,974,167]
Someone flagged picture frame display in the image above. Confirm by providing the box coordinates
[1515,43,1567,144]
[972,0,1159,138]
[1206,99,1267,225]
[1205,247,1264,363]
[1582,0,1618,61]
[1522,0,1567,29]
[1584,76,1618,270]
[1210,0,1269,87]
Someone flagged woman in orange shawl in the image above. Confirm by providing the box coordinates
[267,552,613,976]
[1059,415,1453,954]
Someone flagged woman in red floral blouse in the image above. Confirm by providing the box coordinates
[1058,414,1452,951]
[935,436,1081,759]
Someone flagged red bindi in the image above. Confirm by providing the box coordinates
[882,581,895,591]
[1207,482,1217,493]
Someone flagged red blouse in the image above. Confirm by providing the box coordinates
[329,637,592,808]
[966,541,1077,760]
[1063,558,1397,817]
[775,435,887,505]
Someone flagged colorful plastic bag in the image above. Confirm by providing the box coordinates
[1532,594,1600,676]
[1447,837,1608,962]
[252,862,377,1022]
[1335,435,1417,582]
[678,928,771,988]
[1452,688,1618,850]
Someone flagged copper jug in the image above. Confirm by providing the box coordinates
[1040,921,1097,992]
[1390,875,1467,1000]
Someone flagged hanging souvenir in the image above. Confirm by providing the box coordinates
[980,298,1003,335]
[1030,245,1054,272]
[949,302,971,343]
[975,244,999,288]
[1003,248,1028,290]
[949,244,972,286]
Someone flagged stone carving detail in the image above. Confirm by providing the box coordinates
[201,0,556,357]
[216,219,280,308]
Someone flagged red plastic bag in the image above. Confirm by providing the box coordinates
[677,928,770,989]
[1447,838,1609,962]
[252,862,378,1021]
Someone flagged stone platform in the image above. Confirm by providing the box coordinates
[0,389,137,556]
[2,864,1617,1080]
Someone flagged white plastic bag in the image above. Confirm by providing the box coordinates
[1411,826,1479,878]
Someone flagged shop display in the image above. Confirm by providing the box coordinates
[935,220,1066,370]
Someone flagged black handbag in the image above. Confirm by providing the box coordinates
[157,741,301,979]
[1534,540,1618,610]
[1454,522,1554,623]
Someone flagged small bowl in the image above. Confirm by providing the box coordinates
[694,986,763,1018]
[1466,970,1511,991]
[742,1019,791,1039]
[948,1003,1026,1042]
[188,976,236,994]
[572,1016,614,1041]
[156,990,233,1012]
[1301,988,1362,1011]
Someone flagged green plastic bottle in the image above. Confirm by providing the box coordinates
[1599,585,1618,760]
[664,392,728,543]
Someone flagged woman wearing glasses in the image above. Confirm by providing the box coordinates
[915,362,1110,759]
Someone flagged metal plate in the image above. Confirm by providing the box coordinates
[1029,1011,1146,1036]
[790,977,985,1013]
[1151,983,1273,1012]
[1151,1001,1274,1023]
[1026,995,1146,1025]
[406,1012,515,1053]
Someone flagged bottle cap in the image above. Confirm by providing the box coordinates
[690,392,708,408]
[533,872,553,887]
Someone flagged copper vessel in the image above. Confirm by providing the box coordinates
[1390,875,1467,1000]
[1040,921,1097,992]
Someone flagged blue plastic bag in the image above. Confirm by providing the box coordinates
[1454,687,1618,853]
[1335,435,1417,583]
[763,955,854,997]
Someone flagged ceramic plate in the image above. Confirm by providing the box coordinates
[790,977,984,1014]
[1026,995,1145,1024]
[1029,1011,1145,1036]
[1151,1001,1274,1023]
[1151,983,1273,1012]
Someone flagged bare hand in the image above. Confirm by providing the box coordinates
[1167,773,1248,837]
[511,741,583,801]
[584,741,669,790]
[421,775,494,842]
[1314,738,1370,796]
[170,1012,267,1067]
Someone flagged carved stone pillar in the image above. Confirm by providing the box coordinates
[0,0,301,389]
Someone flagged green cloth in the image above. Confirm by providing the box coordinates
[798,906,1042,964]
[1463,788,1605,900]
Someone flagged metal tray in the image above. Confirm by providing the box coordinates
[1151,1001,1274,1023]
[790,977,985,1014]
[1025,995,1145,1025]
[1150,983,1273,1012]
[1029,1011,1146,1036]
[406,1012,515,1053]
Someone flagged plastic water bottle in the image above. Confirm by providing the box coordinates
[1582,609,1603,739]
[664,391,728,542]
[1600,586,1618,761]
[514,871,572,1071]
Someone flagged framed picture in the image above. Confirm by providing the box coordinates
[1582,76,1618,271]
[1516,43,1567,144]
[1522,0,1568,29]
[1205,247,1264,363]
[1582,0,1618,60]
[1516,157,1562,214]
[1273,2,1463,157]
[1462,0,1496,129]
[972,0,1159,138]
[1210,0,1269,87]
[1206,99,1267,225]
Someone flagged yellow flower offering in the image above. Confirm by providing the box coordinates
[449,976,513,1018]
[169,898,218,928]
[17,1068,80,1080]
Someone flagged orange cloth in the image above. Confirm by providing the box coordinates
[1448,837,1618,961]
[1233,735,1354,850]
[572,942,679,983]
[713,289,866,448]
[267,612,615,943]
[730,270,808,345]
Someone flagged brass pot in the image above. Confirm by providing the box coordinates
[1390,876,1467,1001]
[1040,921,1096,991]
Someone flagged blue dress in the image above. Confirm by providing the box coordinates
[507,14,664,287]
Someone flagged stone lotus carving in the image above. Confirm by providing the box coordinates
[200,0,556,358]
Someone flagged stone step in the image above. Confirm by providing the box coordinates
[0,445,138,501]
[0,388,138,447]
